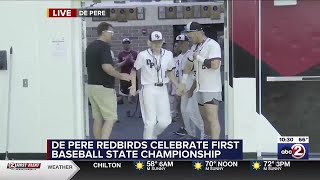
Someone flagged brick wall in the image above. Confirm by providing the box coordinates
[86,25,174,56]
[86,25,174,94]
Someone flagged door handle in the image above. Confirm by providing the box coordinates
[267,76,320,82]
[0,50,8,70]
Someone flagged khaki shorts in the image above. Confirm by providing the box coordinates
[87,85,117,121]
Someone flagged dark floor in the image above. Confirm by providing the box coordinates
[87,97,225,139]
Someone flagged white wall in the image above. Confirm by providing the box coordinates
[232,78,280,153]
[86,1,224,27]
[0,0,84,153]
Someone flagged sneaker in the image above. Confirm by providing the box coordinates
[201,135,211,140]
[174,128,187,136]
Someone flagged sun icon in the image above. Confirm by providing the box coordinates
[135,162,144,170]
[252,161,261,170]
[194,162,202,170]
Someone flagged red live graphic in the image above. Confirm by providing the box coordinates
[47,8,77,17]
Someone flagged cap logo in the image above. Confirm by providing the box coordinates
[155,34,160,39]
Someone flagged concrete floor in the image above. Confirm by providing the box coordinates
[87,98,225,139]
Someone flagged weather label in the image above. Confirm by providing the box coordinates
[251,161,291,171]
[134,161,174,171]
[192,161,238,171]
[263,161,291,171]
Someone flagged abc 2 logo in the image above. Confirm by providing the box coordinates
[278,143,309,160]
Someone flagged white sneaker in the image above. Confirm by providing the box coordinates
[201,135,211,140]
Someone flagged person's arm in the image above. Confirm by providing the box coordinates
[101,64,129,81]
[194,42,221,70]
[129,53,135,63]
[167,52,185,96]
[183,57,194,74]
[129,68,137,96]
[186,79,196,98]
[101,46,130,81]
[168,70,186,96]
[115,53,128,68]
[129,52,143,96]
[116,60,127,68]
[167,70,178,87]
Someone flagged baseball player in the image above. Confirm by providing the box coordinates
[129,31,184,139]
[182,22,223,139]
[174,34,206,139]
[172,35,191,136]
[169,42,181,122]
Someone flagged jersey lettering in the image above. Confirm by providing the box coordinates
[146,59,155,68]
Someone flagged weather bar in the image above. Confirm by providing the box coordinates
[47,8,110,17]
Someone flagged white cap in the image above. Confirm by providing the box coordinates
[122,38,131,44]
[149,31,163,41]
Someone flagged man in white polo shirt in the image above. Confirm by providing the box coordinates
[182,22,222,139]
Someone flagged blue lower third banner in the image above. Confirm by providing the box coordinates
[47,140,243,160]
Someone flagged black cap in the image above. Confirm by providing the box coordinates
[184,22,203,32]
[175,34,189,41]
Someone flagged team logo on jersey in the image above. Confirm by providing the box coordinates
[146,59,155,68]
[202,65,207,69]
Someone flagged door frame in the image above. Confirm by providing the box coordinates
[223,0,233,140]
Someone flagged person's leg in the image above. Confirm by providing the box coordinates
[153,86,172,138]
[122,95,131,117]
[97,87,118,139]
[197,92,211,138]
[88,85,104,139]
[101,120,115,139]
[197,92,221,139]
[198,105,211,137]
[180,95,193,135]
[176,96,184,127]
[140,86,157,139]
[203,103,220,139]
[120,80,131,117]
[175,95,188,136]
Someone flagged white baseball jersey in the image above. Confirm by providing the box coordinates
[174,50,193,82]
[134,48,175,85]
[192,38,222,92]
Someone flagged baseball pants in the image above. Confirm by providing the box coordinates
[178,74,205,138]
[139,84,172,139]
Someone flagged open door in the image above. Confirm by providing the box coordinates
[260,0,320,153]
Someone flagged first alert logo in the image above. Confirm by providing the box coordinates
[7,162,41,170]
